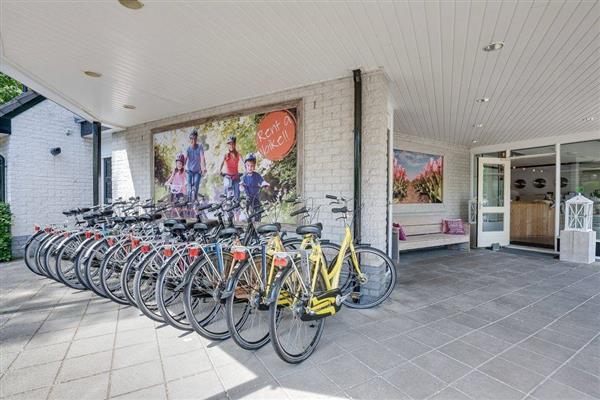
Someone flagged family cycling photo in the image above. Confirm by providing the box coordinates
[153,109,298,222]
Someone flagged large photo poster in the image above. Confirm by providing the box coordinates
[153,108,298,222]
[393,149,443,204]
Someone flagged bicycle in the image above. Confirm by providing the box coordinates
[267,194,396,363]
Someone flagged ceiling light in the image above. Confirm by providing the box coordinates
[119,0,144,10]
[540,169,544,173]
[532,169,536,172]
[473,123,483,128]
[583,117,595,122]
[83,70,102,78]
[483,42,504,52]
[472,139,478,144]
[123,104,136,110]
[476,97,490,103]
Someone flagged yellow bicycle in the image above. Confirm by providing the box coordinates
[268,194,396,363]
[223,205,341,350]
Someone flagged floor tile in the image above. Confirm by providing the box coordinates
[346,376,409,400]
[429,387,472,400]
[0,361,61,397]
[478,357,546,392]
[382,363,446,400]
[113,341,160,370]
[552,365,600,398]
[412,350,472,383]
[318,354,376,389]
[452,371,523,400]
[405,326,455,348]
[110,384,167,400]
[66,333,115,358]
[163,349,213,381]
[11,342,70,369]
[517,337,576,363]
[48,372,109,400]
[382,334,432,360]
[109,360,164,397]
[56,350,112,383]
[167,369,226,400]
[530,378,597,400]
[351,342,405,373]
[438,340,492,368]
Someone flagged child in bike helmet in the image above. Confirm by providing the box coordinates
[166,153,187,204]
[219,135,242,200]
[241,153,269,221]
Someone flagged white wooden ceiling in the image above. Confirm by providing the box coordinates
[1,1,598,146]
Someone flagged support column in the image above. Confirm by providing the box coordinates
[353,69,362,244]
[92,121,101,205]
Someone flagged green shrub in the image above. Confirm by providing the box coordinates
[0,203,12,261]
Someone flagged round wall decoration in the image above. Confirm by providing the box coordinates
[256,110,296,161]
[514,179,526,189]
[533,178,547,189]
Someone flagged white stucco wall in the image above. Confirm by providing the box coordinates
[112,71,390,250]
[393,132,470,222]
[5,100,93,241]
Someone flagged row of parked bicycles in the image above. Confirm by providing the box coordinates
[23,195,396,363]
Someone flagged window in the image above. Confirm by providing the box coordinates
[560,140,600,238]
[103,157,112,204]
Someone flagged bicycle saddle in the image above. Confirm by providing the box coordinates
[193,223,209,232]
[218,227,239,238]
[79,207,91,213]
[256,223,281,235]
[138,214,152,222]
[171,223,186,233]
[163,219,178,228]
[124,216,138,224]
[296,224,322,237]
[100,209,113,217]
[82,213,95,221]
[112,216,124,224]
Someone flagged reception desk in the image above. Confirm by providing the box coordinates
[510,201,555,246]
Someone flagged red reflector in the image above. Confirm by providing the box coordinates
[34,225,40,232]
[273,256,288,267]
[189,247,200,257]
[45,227,52,233]
[141,244,150,254]
[163,247,173,257]
[63,232,69,238]
[131,238,140,248]
[94,232,102,240]
[232,251,247,261]
[107,238,115,246]
[85,231,92,238]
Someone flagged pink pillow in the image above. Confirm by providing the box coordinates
[393,223,407,240]
[444,219,465,235]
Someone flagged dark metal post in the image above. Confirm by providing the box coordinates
[353,69,362,243]
[92,121,101,205]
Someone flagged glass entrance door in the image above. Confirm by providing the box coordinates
[477,157,510,247]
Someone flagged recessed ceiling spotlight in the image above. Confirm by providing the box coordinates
[473,123,483,128]
[483,41,504,52]
[119,0,144,10]
[83,70,102,78]
[123,104,136,110]
[476,97,490,103]
[583,116,595,122]
[472,139,478,144]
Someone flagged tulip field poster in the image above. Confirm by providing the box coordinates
[393,150,443,204]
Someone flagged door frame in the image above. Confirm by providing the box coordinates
[477,157,511,247]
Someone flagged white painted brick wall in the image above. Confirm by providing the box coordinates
[112,72,389,250]
[393,132,470,221]
[4,100,93,237]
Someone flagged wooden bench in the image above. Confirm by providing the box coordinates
[394,216,471,252]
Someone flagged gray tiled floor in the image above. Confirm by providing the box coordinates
[1,249,599,400]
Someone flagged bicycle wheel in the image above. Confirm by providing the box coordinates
[99,241,131,305]
[121,247,145,307]
[24,232,45,276]
[35,234,56,278]
[44,235,66,282]
[156,252,195,331]
[84,240,110,297]
[338,246,396,309]
[182,252,232,340]
[74,237,96,289]
[55,234,87,290]
[133,249,165,322]
[269,265,326,364]
[225,252,272,350]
